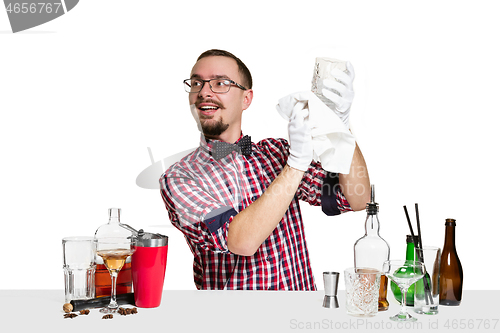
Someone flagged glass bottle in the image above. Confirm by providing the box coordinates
[439,218,463,306]
[94,208,133,297]
[354,185,390,311]
[390,235,416,306]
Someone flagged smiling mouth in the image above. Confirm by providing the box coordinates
[196,98,223,113]
[199,105,219,112]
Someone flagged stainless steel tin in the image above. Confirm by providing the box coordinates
[323,271,340,309]
[135,232,168,247]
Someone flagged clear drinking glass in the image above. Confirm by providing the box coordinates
[344,267,381,317]
[383,260,425,322]
[311,57,348,109]
[414,247,441,314]
[311,57,351,125]
[94,237,136,313]
[62,237,96,302]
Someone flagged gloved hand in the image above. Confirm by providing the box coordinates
[321,61,355,128]
[287,101,313,171]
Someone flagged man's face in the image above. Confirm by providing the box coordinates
[189,56,253,142]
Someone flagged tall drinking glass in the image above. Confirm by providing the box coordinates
[383,260,425,322]
[94,237,136,313]
[414,247,441,314]
[62,237,96,302]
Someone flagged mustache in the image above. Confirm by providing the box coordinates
[195,98,224,109]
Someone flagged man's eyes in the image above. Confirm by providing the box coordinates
[215,80,230,86]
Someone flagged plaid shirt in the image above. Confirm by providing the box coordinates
[160,134,351,290]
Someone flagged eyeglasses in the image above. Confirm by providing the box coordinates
[183,78,247,93]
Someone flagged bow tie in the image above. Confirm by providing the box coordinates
[211,135,252,161]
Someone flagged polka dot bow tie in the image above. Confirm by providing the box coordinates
[212,135,252,161]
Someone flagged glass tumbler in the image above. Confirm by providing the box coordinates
[414,246,441,314]
[62,236,96,302]
[344,267,381,317]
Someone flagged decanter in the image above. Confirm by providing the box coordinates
[94,208,134,297]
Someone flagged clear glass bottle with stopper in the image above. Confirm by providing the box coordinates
[94,208,134,297]
[354,185,391,311]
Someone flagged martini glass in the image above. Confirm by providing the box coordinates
[383,260,425,322]
[95,237,136,313]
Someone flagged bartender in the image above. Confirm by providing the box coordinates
[160,49,370,290]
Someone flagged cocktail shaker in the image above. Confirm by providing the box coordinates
[131,231,168,308]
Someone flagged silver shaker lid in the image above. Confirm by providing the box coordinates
[120,223,168,247]
[135,230,168,247]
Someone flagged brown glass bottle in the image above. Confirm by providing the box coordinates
[439,218,463,306]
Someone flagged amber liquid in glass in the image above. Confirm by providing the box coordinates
[95,250,133,298]
[378,275,389,311]
[98,249,133,270]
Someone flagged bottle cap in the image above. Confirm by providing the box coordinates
[406,234,417,243]
[445,218,456,226]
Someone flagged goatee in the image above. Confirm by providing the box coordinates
[201,117,229,136]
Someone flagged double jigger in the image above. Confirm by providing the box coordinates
[322,272,339,308]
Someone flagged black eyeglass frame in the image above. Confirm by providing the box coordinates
[183,78,248,93]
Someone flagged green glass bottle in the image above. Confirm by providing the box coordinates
[390,235,416,306]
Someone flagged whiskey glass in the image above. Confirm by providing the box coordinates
[94,237,136,313]
[344,267,381,317]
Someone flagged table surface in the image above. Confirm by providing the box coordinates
[1,290,498,332]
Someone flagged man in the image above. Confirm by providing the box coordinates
[160,49,370,290]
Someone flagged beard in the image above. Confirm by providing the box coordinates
[193,98,229,137]
[200,115,229,137]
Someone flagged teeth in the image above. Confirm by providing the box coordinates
[200,106,218,110]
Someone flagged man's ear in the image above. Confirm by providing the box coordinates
[242,89,253,111]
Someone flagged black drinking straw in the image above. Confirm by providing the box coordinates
[403,205,432,305]
[415,204,423,253]
[403,206,418,248]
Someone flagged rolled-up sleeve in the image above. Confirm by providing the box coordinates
[321,171,352,216]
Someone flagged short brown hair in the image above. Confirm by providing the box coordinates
[197,49,253,89]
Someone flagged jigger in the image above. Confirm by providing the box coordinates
[323,272,340,308]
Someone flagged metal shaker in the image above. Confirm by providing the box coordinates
[130,229,168,308]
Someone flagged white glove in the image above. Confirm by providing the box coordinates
[321,61,355,128]
[287,101,313,171]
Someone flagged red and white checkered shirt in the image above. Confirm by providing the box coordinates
[160,134,351,290]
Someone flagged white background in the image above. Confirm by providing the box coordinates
[1,0,498,291]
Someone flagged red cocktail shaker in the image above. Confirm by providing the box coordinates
[131,232,168,308]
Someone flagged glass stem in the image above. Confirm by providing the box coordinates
[109,271,119,309]
[400,286,408,315]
